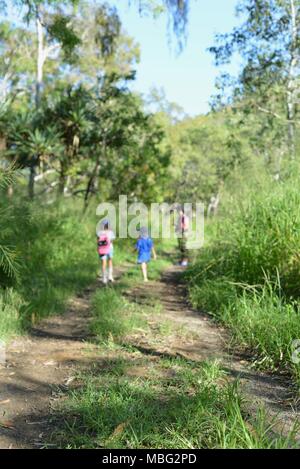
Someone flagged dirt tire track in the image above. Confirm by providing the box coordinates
[127,266,300,439]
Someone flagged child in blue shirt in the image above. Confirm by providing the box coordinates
[136,227,157,282]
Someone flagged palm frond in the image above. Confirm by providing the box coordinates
[0,244,19,280]
[0,162,18,189]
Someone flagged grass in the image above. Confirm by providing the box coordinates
[0,289,25,339]
[53,356,299,449]
[0,197,99,339]
[49,250,299,449]
[90,243,174,343]
[187,169,300,384]
[2,177,299,447]
[90,288,148,342]
[0,189,175,341]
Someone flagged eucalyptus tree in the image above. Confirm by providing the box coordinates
[0,1,81,197]
[0,22,35,105]
[62,2,140,88]
[210,0,300,165]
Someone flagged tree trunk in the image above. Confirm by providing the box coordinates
[83,158,101,212]
[58,163,67,196]
[287,0,298,159]
[35,9,45,108]
[28,164,36,199]
[7,184,14,198]
[27,8,45,199]
[83,138,106,212]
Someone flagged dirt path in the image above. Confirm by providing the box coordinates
[0,284,99,449]
[126,267,300,437]
[0,265,299,448]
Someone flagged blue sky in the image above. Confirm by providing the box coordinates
[3,0,240,116]
[118,0,239,116]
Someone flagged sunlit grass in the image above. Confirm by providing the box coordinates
[187,172,300,383]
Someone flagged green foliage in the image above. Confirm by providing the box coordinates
[187,166,300,382]
[47,13,82,60]
[0,21,35,104]
[0,289,25,339]
[0,194,98,339]
[166,110,249,203]
[192,169,300,295]
[0,166,19,285]
[210,0,300,165]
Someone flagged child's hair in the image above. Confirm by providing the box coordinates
[140,226,148,237]
[101,219,109,230]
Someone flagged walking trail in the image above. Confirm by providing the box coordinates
[0,266,299,448]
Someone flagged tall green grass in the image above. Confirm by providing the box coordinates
[0,195,99,339]
[187,167,300,382]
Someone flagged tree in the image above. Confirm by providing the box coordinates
[0,1,82,197]
[5,111,62,198]
[80,74,169,208]
[210,0,300,165]
[166,111,249,205]
[102,91,170,202]
[9,1,81,106]
[64,2,140,87]
[40,84,92,196]
[145,86,187,123]
[130,0,189,49]
[0,22,36,105]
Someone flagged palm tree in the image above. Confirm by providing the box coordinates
[43,86,93,196]
[7,119,63,198]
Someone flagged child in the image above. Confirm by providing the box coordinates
[97,219,116,284]
[176,207,189,267]
[136,227,157,282]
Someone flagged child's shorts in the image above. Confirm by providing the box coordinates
[137,253,151,264]
[99,247,114,260]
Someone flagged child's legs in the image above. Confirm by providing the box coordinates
[178,236,188,262]
[108,257,114,279]
[102,257,107,279]
[141,262,148,281]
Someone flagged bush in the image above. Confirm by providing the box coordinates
[187,168,300,382]
[0,195,98,339]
